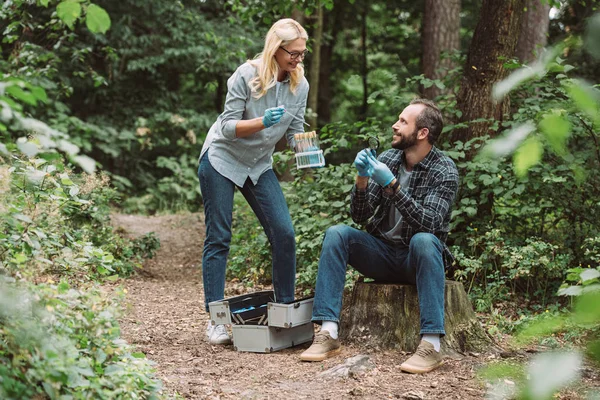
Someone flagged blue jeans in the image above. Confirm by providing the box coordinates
[312,225,446,335]
[198,153,296,311]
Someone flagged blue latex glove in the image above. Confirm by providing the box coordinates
[366,153,395,187]
[263,106,285,128]
[354,149,374,177]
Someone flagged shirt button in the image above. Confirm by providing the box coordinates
[253,158,257,161]
[247,167,250,170]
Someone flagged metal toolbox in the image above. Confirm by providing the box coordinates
[232,323,314,353]
[208,290,274,326]
[267,297,314,328]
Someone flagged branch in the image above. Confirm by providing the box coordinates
[578,116,600,165]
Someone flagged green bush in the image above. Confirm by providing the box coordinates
[0,152,164,397]
[0,279,163,399]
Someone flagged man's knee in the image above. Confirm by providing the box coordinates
[409,232,442,256]
[323,224,352,245]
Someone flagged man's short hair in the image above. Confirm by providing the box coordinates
[410,98,443,144]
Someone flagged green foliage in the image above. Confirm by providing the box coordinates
[475,15,600,400]
[0,279,163,399]
[0,155,159,279]
[452,229,571,311]
[0,150,164,396]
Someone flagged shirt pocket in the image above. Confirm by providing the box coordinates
[412,185,429,202]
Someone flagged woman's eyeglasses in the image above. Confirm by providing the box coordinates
[279,47,308,60]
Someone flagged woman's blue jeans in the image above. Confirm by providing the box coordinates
[312,224,446,335]
[198,154,296,311]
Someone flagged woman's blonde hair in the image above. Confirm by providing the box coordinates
[248,18,308,99]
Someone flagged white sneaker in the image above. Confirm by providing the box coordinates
[206,322,232,345]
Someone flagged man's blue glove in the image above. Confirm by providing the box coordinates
[354,149,374,177]
[366,153,395,187]
[263,106,285,128]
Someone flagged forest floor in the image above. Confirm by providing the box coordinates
[110,212,599,400]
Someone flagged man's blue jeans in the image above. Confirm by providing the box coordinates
[312,224,446,336]
[198,153,296,311]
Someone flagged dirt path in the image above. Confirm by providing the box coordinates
[110,212,490,399]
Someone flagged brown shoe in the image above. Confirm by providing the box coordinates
[400,340,443,374]
[299,330,341,362]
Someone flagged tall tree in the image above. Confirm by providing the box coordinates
[307,3,324,127]
[452,0,527,144]
[515,0,550,63]
[421,0,461,99]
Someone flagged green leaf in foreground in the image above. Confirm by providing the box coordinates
[57,1,82,29]
[513,136,543,178]
[85,4,111,34]
[539,113,571,155]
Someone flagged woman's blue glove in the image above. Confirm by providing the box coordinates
[263,106,285,128]
[366,153,395,187]
[354,149,374,177]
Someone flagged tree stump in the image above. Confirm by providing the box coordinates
[340,280,493,355]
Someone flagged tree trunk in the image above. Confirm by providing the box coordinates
[340,281,493,356]
[307,2,324,128]
[359,6,368,118]
[515,0,550,63]
[452,0,526,144]
[317,38,333,124]
[422,0,461,100]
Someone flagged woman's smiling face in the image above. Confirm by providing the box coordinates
[274,38,307,76]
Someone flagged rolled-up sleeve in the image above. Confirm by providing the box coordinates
[220,68,249,140]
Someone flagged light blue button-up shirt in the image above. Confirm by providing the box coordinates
[200,62,309,187]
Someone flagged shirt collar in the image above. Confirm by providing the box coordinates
[400,146,439,170]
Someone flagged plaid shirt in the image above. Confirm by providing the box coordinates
[350,146,459,265]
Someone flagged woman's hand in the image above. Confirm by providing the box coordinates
[263,106,286,128]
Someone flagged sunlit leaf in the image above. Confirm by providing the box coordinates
[581,268,600,282]
[566,79,600,125]
[17,140,39,157]
[5,85,37,106]
[513,137,543,178]
[539,113,571,154]
[493,46,562,100]
[30,86,48,103]
[573,291,600,325]
[57,1,82,29]
[72,155,96,174]
[557,285,583,296]
[526,352,582,400]
[481,122,535,158]
[85,4,111,34]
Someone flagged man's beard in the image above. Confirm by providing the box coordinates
[392,127,418,150]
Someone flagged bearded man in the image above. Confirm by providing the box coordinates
[299,99,459,374]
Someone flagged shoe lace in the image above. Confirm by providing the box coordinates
[314,331,331,344]
[415,343,434,357]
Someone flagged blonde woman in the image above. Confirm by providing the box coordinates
[198,19,309,344]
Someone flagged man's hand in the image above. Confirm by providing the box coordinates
[354,149,374,177]
[262,106,285,128]
[366,153,395,187]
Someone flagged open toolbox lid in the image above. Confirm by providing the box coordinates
[208,290,274,326]
[267,297,314,328]
[209,292,314,328]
